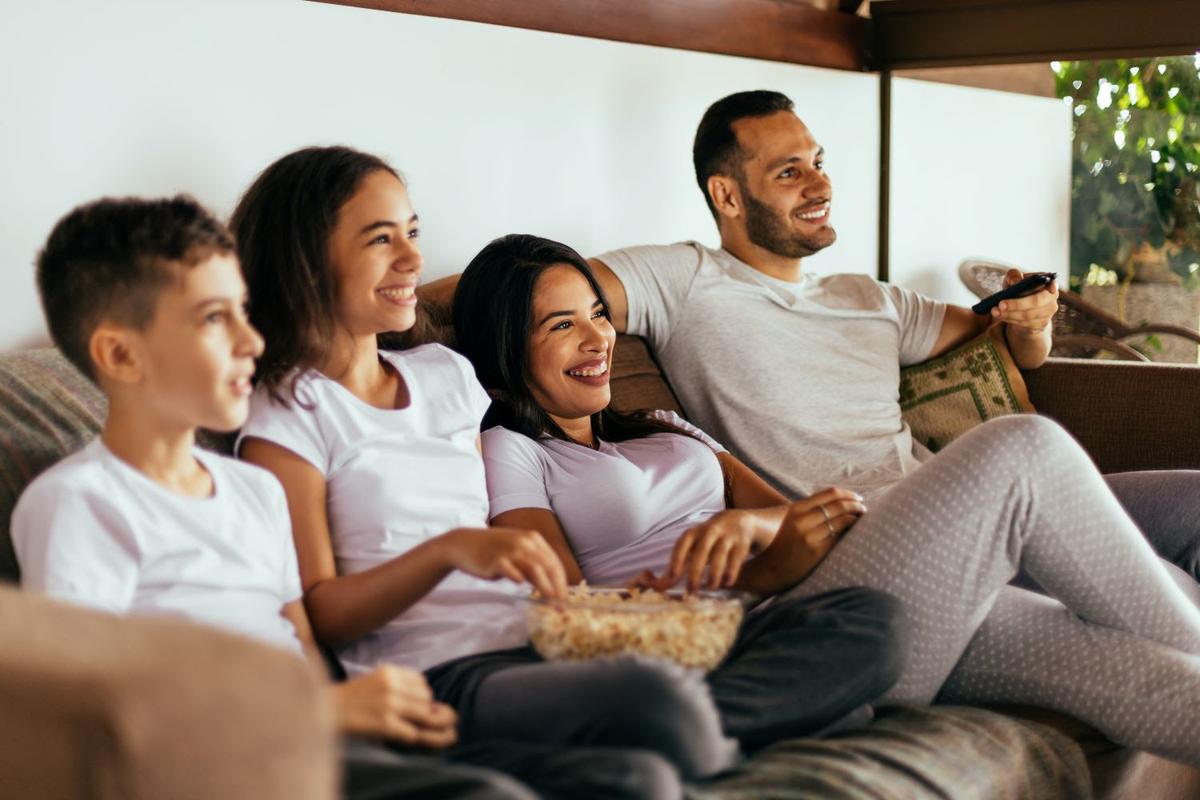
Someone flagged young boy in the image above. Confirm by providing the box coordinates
[11,196,676,800]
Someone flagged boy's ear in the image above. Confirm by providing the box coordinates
[708,175,742,221]
[88,324,144,385]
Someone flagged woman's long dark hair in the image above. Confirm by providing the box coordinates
[230,145,431,402]
[453,233,692,446]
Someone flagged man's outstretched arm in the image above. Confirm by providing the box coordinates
[930,269,1058,369]
[419,261,630,335]
[586,258,630,334]
[418,274,460,313]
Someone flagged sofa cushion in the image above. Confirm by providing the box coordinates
[0,349,106,583]
[0,584,337,799]
[686,704,1090,800]
[899,325,1034,453]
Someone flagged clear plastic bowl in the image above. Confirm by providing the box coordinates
[525,587,746,671]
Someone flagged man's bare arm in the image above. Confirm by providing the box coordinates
[419,261,629,334]
[418,274,461,314]
[929,270,1058,368]
[587,258,630,334]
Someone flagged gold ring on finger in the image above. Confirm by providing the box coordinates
[818,504,835,536]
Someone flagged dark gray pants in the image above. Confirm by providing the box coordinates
[1015,470,1200,593]
[1106,470,1200,582]
[342,738,534,800]
[343,737,682,800]
[433,588,905,782]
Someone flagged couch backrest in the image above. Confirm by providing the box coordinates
[0,350,106,582]
[0,337,681,583]
[0,349,236,583]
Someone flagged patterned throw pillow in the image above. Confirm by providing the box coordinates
[899,325,1035,454]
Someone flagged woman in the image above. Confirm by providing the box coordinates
[453,232,1200,767]
[228,146,902,790]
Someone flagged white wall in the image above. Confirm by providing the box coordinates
[0,0,879,350]
[888,78,1072,305]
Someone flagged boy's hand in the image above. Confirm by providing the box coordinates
[443,527,568,599]
[333,665,457,749]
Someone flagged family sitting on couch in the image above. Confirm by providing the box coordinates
[11,89,1200,800]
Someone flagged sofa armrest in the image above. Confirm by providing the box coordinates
[1021,357,1200,473]
[0,586,337,800]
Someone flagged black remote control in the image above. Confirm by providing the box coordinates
[971,272,1057,315]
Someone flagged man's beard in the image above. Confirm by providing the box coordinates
[742,187,836,259]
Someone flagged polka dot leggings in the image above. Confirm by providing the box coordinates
[781,414,1200,765]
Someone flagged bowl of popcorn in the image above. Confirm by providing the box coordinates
[525,585,746,671]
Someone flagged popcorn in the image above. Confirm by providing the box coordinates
[526,585,744,671]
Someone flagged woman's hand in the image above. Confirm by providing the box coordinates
[636,509,765,592]
[333,665,458,749]
[731,488,865,596]
[780,487,865,543]
[442,527,568,599]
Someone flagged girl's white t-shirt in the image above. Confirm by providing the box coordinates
[238,344,527,673]
[482,411,728,586]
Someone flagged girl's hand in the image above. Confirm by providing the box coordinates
[333,665,458,749]
[637,509,760,592]
[443,527,568,599]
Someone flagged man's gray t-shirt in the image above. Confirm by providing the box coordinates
[596,242,947,501]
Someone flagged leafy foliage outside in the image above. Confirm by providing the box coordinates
[1055,56,1200,289]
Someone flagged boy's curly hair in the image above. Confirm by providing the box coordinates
[36,195,235,381]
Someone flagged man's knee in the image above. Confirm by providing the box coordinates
[977,413,1073,453]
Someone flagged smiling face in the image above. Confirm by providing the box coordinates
[115,251,264,432]
[326,169,422,337]
[729,111,836,258]
[525,264,617,428]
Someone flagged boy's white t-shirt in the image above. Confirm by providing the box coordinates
[483,411,727,586]
[237,344,528,674]
[12,438,303,654]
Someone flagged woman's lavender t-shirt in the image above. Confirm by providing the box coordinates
[481,411,727,586]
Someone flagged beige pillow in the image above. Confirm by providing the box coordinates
[899,325,1035,453]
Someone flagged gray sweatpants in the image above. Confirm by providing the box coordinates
[781,414,1200,766]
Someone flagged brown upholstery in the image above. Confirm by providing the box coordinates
[1022,358,1200,473]
[607,338,1200,800]
[0,585,336,800]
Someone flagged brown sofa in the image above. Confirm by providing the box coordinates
[608,335,1200,800]
[2,342,1199,799]
[0,584,336,800]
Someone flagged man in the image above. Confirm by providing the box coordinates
[584,89,1200,580]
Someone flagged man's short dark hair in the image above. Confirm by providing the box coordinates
[36,196,235,381]
[693,90,795,219]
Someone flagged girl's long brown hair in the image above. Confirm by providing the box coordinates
[230,145,431,403]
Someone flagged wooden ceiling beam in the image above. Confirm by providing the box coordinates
[871,0,1200,70]
[309,0,869,71]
